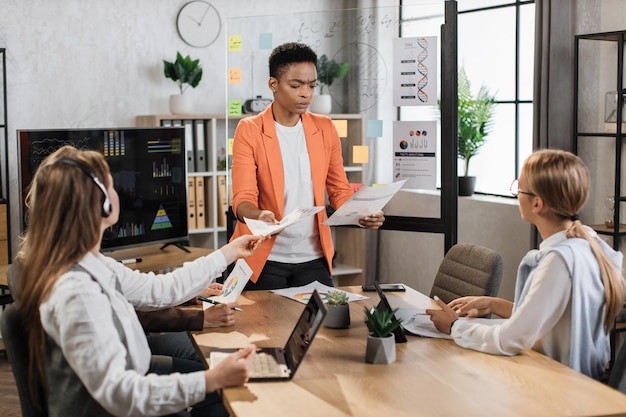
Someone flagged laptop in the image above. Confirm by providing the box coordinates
[202,289,327,381]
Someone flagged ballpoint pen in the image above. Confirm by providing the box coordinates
[198,295,243,311]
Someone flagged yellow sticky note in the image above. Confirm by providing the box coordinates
[353,146,369,164]
[229,68,242,84]
[229,35,242,52]
[332,119,348,138]
[228,138,234,155]
[228,100,242,116]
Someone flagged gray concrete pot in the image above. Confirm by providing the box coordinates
[365,334,396,364]
[324,304,350,329]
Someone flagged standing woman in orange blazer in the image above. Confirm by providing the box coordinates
[231,42,385,290]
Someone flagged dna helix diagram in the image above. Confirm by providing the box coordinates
[416,37,429,103]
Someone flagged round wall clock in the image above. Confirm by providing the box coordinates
[176,1,221,48]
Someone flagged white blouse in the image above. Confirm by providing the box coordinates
[451,231,572,363]
[40,250,227,417]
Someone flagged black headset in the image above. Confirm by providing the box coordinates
[57,157,112,218]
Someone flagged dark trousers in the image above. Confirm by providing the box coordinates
[148,332,228,417]
[244,257,333,290]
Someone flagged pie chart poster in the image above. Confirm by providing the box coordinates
[392,120,437,190]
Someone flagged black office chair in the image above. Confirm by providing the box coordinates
[430,243,503,304]
[608,304,626,372]
[609,333,626,392]
[1,303,48,417]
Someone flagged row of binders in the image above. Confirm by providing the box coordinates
[163,119,225,173]
[183,120,208,173]
[187,175,229,230]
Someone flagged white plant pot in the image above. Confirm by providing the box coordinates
[169,93,192,115]
[365,334,396,364]
[309,94,332,114]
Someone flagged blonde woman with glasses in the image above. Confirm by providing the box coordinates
[427,149,625,380]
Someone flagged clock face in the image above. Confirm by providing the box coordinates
[176,1,221,48]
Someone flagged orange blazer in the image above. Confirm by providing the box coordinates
[230,104,353,283]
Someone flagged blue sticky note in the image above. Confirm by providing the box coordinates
[259,33,273,50]
[367,119,383,137]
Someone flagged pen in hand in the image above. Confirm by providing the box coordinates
[198,295,243,312]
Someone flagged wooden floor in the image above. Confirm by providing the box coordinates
[0,350,21,417]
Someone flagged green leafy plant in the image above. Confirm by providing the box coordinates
[163,52,203,95]
[364,307,402,338]
[327,290,349,306]
[316,54,349,95]
[457,67,496,177]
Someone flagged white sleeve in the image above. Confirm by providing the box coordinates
[105,250,228,309]
[41,273,206,417]
[450,252,571,355]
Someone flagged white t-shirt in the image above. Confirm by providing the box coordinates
[268,119,323,263]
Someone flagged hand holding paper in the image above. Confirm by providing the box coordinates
[245,206,324,236]
[324,179,407,226]
[203,259,252,306]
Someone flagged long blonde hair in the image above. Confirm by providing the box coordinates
[16,145,111,408]
[523,149,625,333]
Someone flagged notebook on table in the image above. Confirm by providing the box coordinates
[201,289,327,381]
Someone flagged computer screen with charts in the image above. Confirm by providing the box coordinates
[18,127,188,251]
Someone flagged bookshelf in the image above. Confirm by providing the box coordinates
[137,115,238,249]
[574,31,626,250]
[137,113,367,284]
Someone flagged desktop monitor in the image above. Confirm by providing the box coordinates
[17,127,188,251]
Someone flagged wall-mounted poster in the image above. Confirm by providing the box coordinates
[392,121,437,189]
[393,36,437,107]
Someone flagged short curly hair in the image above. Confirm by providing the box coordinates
[269,42,317,79]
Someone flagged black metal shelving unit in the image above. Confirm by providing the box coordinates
[574,31,625,250]
[0,48,11,307]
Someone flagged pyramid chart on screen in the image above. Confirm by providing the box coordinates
[151,205,173,230]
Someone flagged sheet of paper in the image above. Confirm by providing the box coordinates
[271,281,369,304]
[244,206,324,236]
[397,309,504,339]
[386,286,441,310]
[324,179,408,226]
[204,259,252,305]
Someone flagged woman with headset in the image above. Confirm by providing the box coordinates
[16,145,264,416]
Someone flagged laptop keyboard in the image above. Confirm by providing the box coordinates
[253,352,290,378]
[210,350,291,379]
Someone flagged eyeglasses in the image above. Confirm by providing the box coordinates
[510,179,536,198]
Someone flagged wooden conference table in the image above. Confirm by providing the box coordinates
[191,287,626,417]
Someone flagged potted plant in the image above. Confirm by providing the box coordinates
[363,307,402,364]
[163,52,203,115]
[310,54,349,114]
[324,290,350,329]
[457,67,496,196]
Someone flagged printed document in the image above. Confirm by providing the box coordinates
[271,281,369,304]
[244,206,324,236]
[324,179,408,226]
[206,259,252,304]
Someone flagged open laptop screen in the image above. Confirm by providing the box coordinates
[284,290,326,373]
